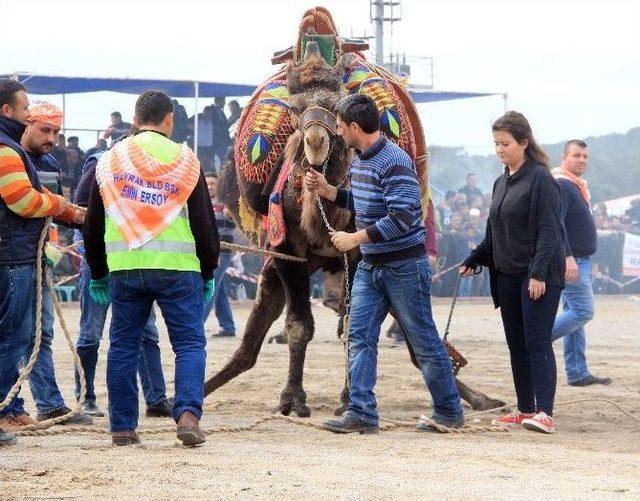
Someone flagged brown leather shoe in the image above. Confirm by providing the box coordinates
[176,411,205,446]
[111,430,141,446]
[0,413,38,430]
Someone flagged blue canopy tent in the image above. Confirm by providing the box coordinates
[1,72,505,152]
[2,72,502,102]
[1,73,257,99]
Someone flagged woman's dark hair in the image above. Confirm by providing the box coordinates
[492,111,550,169]
[335,93,379,134]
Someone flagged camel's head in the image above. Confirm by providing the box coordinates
[286,40,347,170]
[288,91,343,168]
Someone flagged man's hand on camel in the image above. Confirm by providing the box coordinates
[304,170,337,201]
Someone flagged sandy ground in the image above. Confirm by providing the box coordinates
[0,294,638,500]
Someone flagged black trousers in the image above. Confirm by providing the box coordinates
[497,273,561,415]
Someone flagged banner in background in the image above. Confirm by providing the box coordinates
[602,194,640,217]
[622,232,640,276]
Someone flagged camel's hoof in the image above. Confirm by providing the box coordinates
[293,404,311,418]
[275,402,292,416]
[274,401,310,418]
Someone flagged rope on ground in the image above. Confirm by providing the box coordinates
[380,417,508,434]
[13,398,638,437]
[13,414,370,437]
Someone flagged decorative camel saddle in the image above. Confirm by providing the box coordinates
[233,6,430,244]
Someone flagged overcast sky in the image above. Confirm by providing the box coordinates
[1,0,639,156]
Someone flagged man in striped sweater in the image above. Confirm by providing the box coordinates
[304,94,463,433]
[0,81,80,442]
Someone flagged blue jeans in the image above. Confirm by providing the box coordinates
[203,252,235,333]
[27,275,67,414]
[347,257,463,426]
[497,273,562,415]
[551,257,595,384]
[74,260,167,406]
[107,270,206,432]
[0,264,37,418]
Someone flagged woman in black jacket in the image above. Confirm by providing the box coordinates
[461,111,565,434]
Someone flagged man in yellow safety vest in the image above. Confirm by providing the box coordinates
[83,90,219,446]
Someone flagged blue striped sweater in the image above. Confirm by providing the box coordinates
[336,135,425,264]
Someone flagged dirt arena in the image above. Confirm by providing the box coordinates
[1,294,638,499]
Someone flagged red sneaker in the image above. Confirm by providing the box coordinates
[522,412,555,434]
[491,411,534,427]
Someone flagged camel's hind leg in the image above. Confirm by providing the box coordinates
[398,320,505,411]
[403,333,506,411]
[455,378,506,411]
[204,263,285,396]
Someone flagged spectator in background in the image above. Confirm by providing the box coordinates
[211,96,231,168]
[196,106,215,173]
[171,99,189,143]
[51,133,67,173]
[459,219,482,296]
[458,173,483,201]
[551,139,611,387]
[452,192,469,211]
[227,100,242,127]
[64,147,82,197]
[103,111,131,145]
[66,136,85,165]
[85,138,107,158]
[437,190,456,231]
[626,199,640,228]
[469,194,485,211]
[204,172,237,337]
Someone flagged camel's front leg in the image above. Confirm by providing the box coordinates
[274,258,314,417]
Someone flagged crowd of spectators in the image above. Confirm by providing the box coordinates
[592,200,640,234]
[431,174,640,297]
[171,97,241,173]
[432,173,492,297]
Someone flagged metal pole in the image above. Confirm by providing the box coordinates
[503,93,509,113]
[373,0,384,65]
[62,93,66,134]
[194,81,199,156]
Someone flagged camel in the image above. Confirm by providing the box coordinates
[204,8,505,416]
